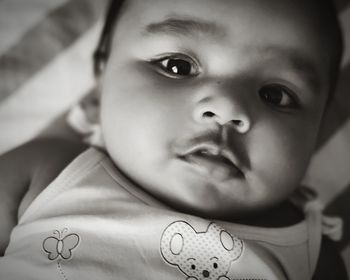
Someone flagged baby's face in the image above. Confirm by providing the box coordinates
[100,0,332,219]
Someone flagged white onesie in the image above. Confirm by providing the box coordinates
[0,148,331,280]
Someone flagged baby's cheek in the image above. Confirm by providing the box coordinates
[251,126,311,179]
[246,141,307,206]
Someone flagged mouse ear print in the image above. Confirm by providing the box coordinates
[220,230,235,251]
[169,233,184,255]
[160,221,196,264]
[220,230,244,261]
[207,222,222,236]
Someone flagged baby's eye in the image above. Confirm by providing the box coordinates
[151,54,200,79]
[213,262,218,269]
[259,84,299,109]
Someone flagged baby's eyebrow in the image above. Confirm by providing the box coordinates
[263,46,322,93]
[143,16,226,39]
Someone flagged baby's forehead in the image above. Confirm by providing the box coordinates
[123,0,335,45]
[125,0,330,20]
[109,0,340,55]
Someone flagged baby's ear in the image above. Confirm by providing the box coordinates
[67,88,105,147]
[80,88,101,125]
[219,230,244,261]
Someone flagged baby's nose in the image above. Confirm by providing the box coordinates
[202,270,210,278]
[193,94,251,134]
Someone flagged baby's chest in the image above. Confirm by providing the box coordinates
[2,209,297,280]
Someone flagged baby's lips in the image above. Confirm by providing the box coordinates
[176,142,245,178]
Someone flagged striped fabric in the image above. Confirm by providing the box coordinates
[0,0,349,273]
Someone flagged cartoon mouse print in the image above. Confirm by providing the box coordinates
[160,221,244,280]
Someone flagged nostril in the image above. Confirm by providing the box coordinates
[202,270,210,278]
[231,120,244,127]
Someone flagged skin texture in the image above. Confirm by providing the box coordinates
[98,0,334,220]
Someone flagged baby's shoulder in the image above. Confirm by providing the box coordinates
[16,138,88,216]
[0,138,87,253]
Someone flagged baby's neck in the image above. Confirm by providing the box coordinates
[233,201,304,228]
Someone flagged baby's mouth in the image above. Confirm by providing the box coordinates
[177,143,244,181]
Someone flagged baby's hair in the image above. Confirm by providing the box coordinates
[93,0,343,101]
[317,0,344,102]
[94,0,127,76]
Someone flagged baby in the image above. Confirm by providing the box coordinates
[0,0,347,279]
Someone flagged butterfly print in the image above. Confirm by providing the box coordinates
[42,229,80,261]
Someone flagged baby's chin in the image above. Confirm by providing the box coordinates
[152,176,286,222]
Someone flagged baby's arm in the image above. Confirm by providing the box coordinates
[0,138,87,255]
